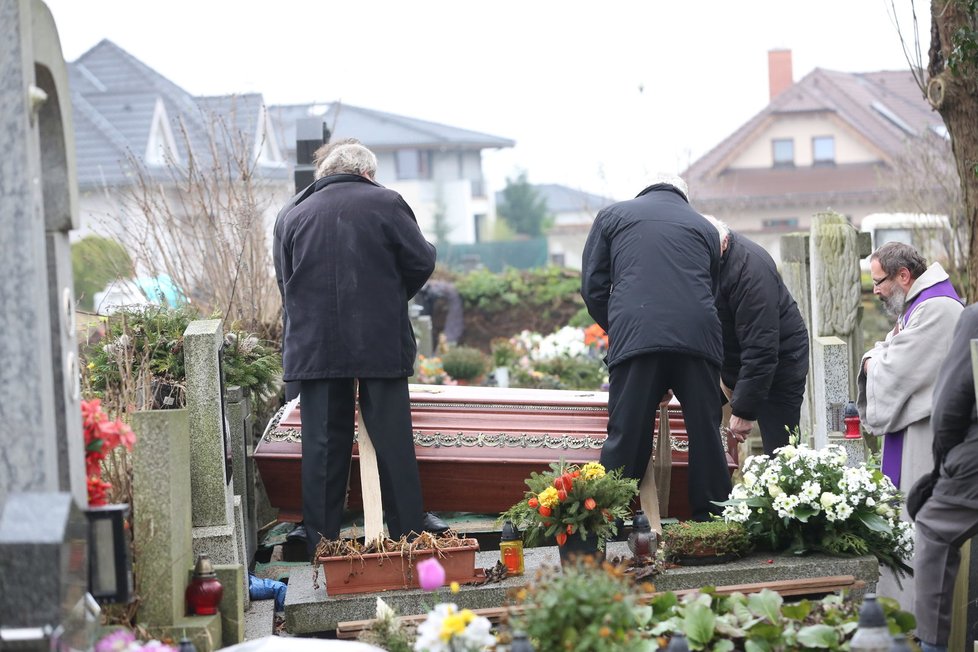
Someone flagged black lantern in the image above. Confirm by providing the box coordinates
[626,510,657,563]
[85,504,131,604]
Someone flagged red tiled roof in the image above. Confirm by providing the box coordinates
[684,67,940,198]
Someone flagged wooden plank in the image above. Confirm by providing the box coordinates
[334,574,860,639]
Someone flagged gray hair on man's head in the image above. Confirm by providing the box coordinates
[316,139,377,179]
[649,172,689,201]
[871,241,928,280]
[702,214,730,242]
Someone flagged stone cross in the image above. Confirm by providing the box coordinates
[0,0,84,512]
[0,0,89,642]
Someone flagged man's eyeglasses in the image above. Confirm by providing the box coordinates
[872,274,892,287]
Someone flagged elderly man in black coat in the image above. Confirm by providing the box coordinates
[910,303,978,652]
[581,174,732,521]
[704,217,809,454]
[278,141,436,557]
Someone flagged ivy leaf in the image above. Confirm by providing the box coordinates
[794,505,818,523]
[747,590,783,624]
[891,610,917,632]
[712,639,735,652]
[683,602,716,648]
[857,511,892,533]
[745,639,772,652]
[781,600,811,621]
[796,624,839,647]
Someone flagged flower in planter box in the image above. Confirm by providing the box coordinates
[82,398,135,506]
[716,439,914,574]
[414,603,494,652]
[500,460,638,548]
[417,557,446,591]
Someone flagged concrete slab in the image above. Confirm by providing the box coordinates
[284,542,878,634]
[244,600,276,641]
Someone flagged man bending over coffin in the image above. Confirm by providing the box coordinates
[581,173,732,521]
[703,216,809,454]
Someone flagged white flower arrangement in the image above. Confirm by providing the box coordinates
[513,327,590,362]
[718,439,914,575]
[414,602,495,652]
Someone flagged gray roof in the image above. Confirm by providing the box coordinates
[496,183,616,214]
[268,102,515,155]
[69,39,285,189]
[69,40,513,192]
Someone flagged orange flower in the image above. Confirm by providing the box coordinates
[584,497,597,510]
[555,532,568,546]
[599,626,612,638]
[566,524,575,534]
[527,497,539,508]
[557,489,567,502]
[584,323,609,348]
[539,505,552,518]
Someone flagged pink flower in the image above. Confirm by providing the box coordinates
[95,629,135,652]
[416,557,446,591]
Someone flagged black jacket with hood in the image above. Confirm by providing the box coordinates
[716,232,809,420]
[581,183,722,369]
[278,174,435,380]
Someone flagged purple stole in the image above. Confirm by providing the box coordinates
[881,278,963,487]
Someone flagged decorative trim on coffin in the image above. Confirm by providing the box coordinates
[262,405,693,453]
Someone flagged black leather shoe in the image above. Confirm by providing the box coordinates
[422,512,450,534]
[286,524,308,543]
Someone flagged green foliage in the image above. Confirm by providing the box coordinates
[454,266,582,313]
[82,306,281,409]
[661,521,751,562]
[440,346,490,382]
[532,355,607,391]
[649,589,915,650]
[512,561,651,652]
[948,0,978,75]
[496,171,552,237]
[71,236,134,311]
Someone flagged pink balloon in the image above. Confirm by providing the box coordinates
[416,557,446,591]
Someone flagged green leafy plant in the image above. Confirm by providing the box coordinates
[440,346,490,382]
[661,520,751,563]
[716,437,913,575]
[649,589,915,650]
[511,560,654,652]
[500,461,637,548]
[82,305,281,410]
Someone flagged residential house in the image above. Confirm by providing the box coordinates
[68,39,289,245]
[269,104,514,244]
[494,183,616,270]
[684,49,944,260]
[68,39,514,252]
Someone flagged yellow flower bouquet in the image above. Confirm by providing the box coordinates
[500,460,638,548]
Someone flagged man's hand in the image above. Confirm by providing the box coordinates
[658,390,674,407]
[728,415,755,442]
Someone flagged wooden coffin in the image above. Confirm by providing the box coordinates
[254,384,738,522]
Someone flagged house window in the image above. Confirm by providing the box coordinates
[772,139,794,167]
[473,213,486,243]
[812,136,835,165]
[395,149,432,180]
[762,218,799,231]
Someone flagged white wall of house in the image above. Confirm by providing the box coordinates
[372,148,491,245]
[731,114,879,168]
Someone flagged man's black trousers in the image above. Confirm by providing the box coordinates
[298,377,424,557]
[754,358,808,455]
[601,352,732,521]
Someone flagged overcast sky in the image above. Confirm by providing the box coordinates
[44,1,931,200]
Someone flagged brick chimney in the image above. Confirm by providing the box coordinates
[768,49,793,101]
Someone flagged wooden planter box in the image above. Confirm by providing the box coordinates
[254,384,738,521]
[318,538,483,595]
